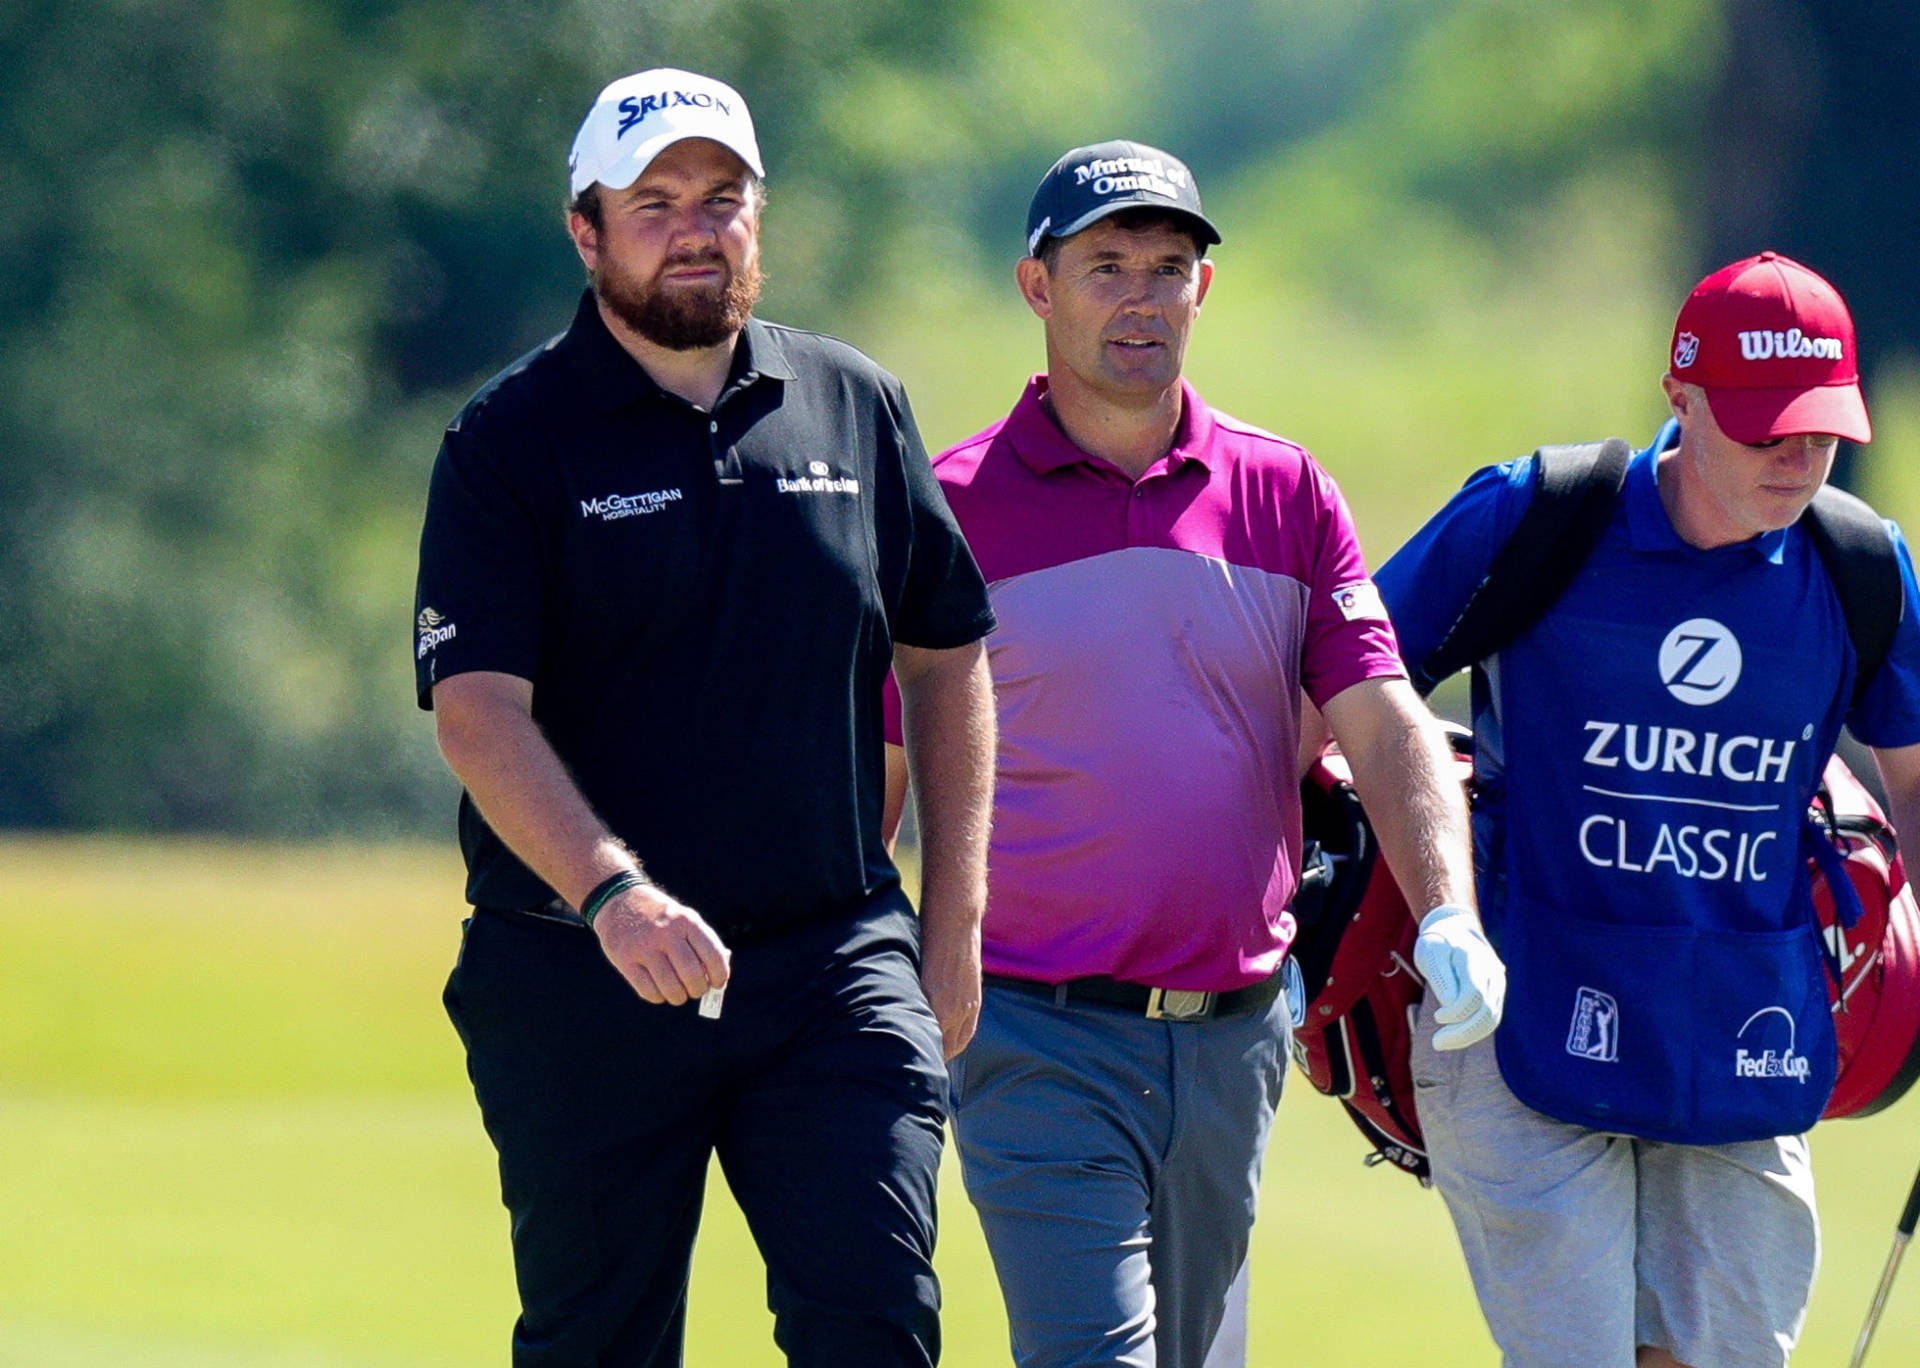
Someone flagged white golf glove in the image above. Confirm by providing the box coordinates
[1413,904,1506,1051]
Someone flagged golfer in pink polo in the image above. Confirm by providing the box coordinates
[884,141,1498,1368]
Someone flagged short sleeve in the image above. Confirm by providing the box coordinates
[1296,466,1407,709]
[1847,519,1920,748]
[412,416,549,708]
[885,380,997,650]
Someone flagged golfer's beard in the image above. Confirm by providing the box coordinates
[597,252,762,351]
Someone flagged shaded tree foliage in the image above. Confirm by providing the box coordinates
[0,0,1896,834]
[1698,2,1920,496]
[0,0,1005,832]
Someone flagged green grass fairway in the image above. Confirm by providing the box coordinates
[2,838,1916,1365]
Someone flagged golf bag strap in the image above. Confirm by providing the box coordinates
[1409,439,1631,696]
[1805,483,1904,712]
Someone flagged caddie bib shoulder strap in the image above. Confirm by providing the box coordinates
[1409,439,1631,695]
[1805,482,1904,711]
[1411,438,1899,703]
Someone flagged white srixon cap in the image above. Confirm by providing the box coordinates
[568,68,764,197]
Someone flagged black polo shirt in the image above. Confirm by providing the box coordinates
[414,291,995,932]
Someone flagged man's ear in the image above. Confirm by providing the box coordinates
[1660,372,1691,423]
[1015,256,1052,322]
[568,211,600,274]
[1195,257,1214,308]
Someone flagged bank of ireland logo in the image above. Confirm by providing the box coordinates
[1674,331,1700,369]
[1658,618,1741,705]
[1566,986,1620,1062]
[1734,1006,1811,1082]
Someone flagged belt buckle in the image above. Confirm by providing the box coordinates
[1145,988,1213,1021]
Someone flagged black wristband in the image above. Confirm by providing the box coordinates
[578,869,650,927]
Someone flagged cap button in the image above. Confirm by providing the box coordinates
[1758,250,1779,261]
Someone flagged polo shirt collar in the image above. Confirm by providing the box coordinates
[1005,375,1220,476]
[1627,418,1788,563]
[738,317,798,383]
[558,289,795,411]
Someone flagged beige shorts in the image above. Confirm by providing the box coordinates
[1411,996,1819,1368]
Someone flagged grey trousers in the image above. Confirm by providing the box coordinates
[1412,995,1818,1368]
[951,982,1290,1368]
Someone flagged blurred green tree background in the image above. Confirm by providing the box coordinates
[5,0,1917,835]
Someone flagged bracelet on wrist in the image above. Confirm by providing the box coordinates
[579,869,650,926]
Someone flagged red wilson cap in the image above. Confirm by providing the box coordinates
[1668,251,1871,444]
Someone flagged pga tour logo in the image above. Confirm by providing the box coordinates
[1566,986,1620,1062]
[1734,1006,1811,1082]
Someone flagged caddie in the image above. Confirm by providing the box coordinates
[413,67,996,1366]
[885,140,1490,1368]
[1378,252,1920,1368]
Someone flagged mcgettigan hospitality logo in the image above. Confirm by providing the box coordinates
[416,606,457,659]
[580,488,685,521]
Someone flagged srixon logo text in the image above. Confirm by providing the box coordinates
[617,90,732,136]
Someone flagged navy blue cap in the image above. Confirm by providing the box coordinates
[1024,140,1221,256]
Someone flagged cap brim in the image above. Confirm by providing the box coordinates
[1704,383,1872,444]
[572,131,764,196]
[1048,200,1222,250]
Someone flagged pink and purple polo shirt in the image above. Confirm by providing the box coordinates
[892,376,1404,991]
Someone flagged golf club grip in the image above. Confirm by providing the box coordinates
[1903,1163,1920,1237]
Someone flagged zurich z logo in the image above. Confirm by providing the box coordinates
[1658,618,1741,705]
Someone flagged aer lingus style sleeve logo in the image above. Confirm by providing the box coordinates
[416,606,457,658]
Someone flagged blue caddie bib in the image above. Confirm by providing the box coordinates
[1482,461,1853,1144]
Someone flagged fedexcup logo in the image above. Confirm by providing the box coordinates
[1734,1006,1811,1081]
[1659,618,1741,706]
[416,606,456,659]
[1674,331,1700,368]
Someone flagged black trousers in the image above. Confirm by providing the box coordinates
[445,895,947,1367]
